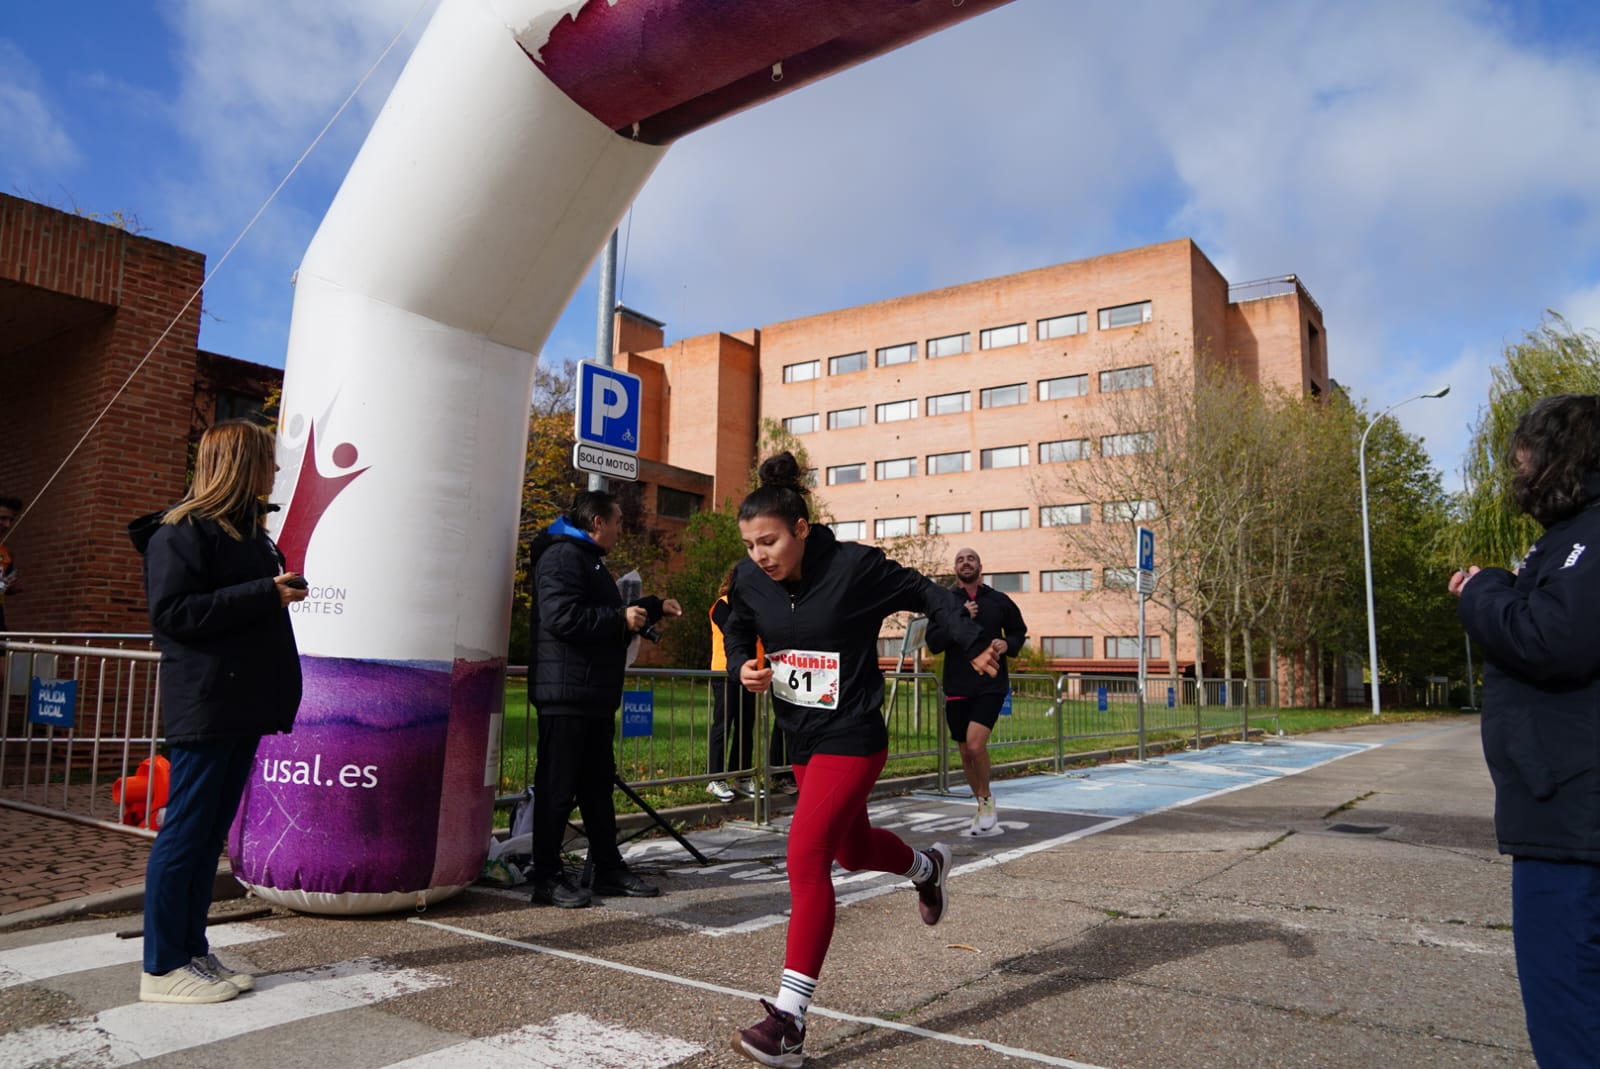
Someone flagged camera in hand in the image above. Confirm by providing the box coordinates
[639,625,663,643]
[283,576,308,590]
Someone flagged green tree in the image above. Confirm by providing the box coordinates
[661,508,747,670]
[1448,314,1600,568]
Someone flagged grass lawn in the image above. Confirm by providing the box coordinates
[500,675,1469,815]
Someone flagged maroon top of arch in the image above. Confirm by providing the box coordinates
[528,0,1016,145]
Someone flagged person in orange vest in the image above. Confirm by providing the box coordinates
[707,567,760,801]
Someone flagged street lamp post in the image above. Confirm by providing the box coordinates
[1359,386,1450,717]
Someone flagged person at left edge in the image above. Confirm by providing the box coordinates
[127,420,306,1004]
[526,489,681,908]
[0,494,23,631]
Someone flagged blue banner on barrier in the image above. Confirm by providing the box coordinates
[1000,691,1012,716]
[621,690,653,738]
[1097,687,1107,712]
[1168,687,1176,708]
[29,677,77,729]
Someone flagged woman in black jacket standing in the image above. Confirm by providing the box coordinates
[128,420,306,1004]
[725,453,998,1067]
[1452,394,1600,1068]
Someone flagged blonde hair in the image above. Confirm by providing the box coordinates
[164,420,276,540]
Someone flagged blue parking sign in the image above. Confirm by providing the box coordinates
[621,690,653,738]
[576,361,642,453]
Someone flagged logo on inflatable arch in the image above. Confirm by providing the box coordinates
[275,412,369,572]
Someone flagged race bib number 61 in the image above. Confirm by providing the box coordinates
[767,649,842,709]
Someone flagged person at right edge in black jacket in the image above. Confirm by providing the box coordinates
[725,453,999,1068]
[1452,393,1600,1068]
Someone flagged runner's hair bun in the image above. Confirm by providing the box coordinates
[758,452,808,495]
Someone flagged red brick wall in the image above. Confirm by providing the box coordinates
[0,195,203,634]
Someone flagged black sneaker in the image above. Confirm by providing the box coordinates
[914,842,951,926]
[731,998,804,1068]
[591,866,659,898]
[530,872,591,908]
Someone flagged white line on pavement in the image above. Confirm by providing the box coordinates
[0,923,281,989]
[381,1014,701,1068]
[411,918,1114,1069]
[0,957,445,1068]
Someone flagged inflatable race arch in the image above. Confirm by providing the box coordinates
[235,0,1013,913]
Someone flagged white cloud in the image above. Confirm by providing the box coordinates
[0,42,81,179]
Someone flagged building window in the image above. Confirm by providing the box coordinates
[876,342,916,367]
[979,323,1027,350]
[926,512,970,535]
[1040,503,1092,526]
[981,508,1029,531]
[1106,635,1161,659]
[783,360,820,383]
[1104,499,1157,522]
[656,486,702,520]
[875,399,917,423]
[983,571,1029,593]
[876,457,917,480]
[1038,312,1088,340]
[876,516,915,539]
[828,406,867,430]
[1101,431,1154,456]
[1041,569,1092,592]
[980,445,1028,470]
[927,332,971,359]
[926,450,971,475]
[1039,438,1089,464]
[1098,301,1152,330]
[828,463,867,485]
[783,413,818,435]
[926,391,971,416]
[979,383,1027,409]
[829,351,867,375]
[1039,374,1088,401]
[1100,364,1154,392]
[1103,567,1137,590]
[834,520,866,541]
[1042,636,1092,658]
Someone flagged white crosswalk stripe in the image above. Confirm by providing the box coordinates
[0,957,445,1068]
[0,924,280,989]
[382,1014,701,1068]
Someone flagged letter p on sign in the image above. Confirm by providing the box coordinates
[575,361,642,453]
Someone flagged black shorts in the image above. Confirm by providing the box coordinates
[945,692,1004,742]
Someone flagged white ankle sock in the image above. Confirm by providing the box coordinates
[775,969,816,1023]
[903,848,932,883]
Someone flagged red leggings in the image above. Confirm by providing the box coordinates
[785,749,915,978]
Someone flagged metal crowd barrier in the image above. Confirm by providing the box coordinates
[3,634,1279,836]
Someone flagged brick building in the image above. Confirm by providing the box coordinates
[616,238,1329,676]
[0,195,279,635]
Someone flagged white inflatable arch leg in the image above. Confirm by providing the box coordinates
[235,0,1011,915]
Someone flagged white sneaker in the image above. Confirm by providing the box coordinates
[735,778,765,798]
[197,952,254,991]
[976,796,998,833]
[707,780,736,802]
[140,960,241,1004]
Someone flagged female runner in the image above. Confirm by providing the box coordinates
[725,452,999,1066]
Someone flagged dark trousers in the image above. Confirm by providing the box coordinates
[143,736,260,974]
[708,679,788,777]
[531,712,623,880]
[1512,857,1600,1067]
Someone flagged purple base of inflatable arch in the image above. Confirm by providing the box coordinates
[230,655,503,900]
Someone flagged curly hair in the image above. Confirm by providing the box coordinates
[1510,394,1600,526]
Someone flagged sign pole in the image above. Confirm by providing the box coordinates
[1135,526,1155,762]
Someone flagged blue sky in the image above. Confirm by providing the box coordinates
[6,0,1600,490]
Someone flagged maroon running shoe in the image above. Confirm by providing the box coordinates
[731,998,805,1068]
[914,842,951,925]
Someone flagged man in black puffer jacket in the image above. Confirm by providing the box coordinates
[526,490,679,908]
[1453,393,1600,1068]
